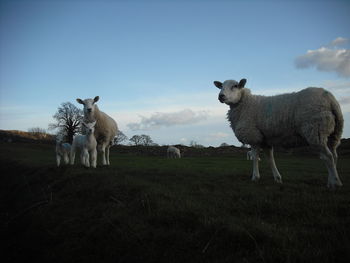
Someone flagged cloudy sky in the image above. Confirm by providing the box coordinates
[1,0,349,146]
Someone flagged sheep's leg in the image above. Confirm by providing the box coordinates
[251,147,260,181]
[85,152,90,167]
[91,149,97,168]
[265,147,282,183]
[318,144,342,188]
[80,152,85,166]
[99,144,107,165]
[106,146,110,165]
[70,149,75,165]
[63,153,69,164]
[56,154,61,167]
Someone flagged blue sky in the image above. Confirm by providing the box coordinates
[1,0,349,146]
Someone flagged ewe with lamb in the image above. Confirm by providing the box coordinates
[76,96,118,166]
[214,78,344,188]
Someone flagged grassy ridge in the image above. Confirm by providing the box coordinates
[1,142,350,263]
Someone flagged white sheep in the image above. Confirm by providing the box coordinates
[76,96,118,166]
[70,121,97,168]
[167,146,181,158]
[214,78,344,188]
[55,137,71,167]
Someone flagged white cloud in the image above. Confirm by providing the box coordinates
[327,37,348,47]
[295,37,350,77]
[127,108,210,131]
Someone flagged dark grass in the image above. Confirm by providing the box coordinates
[1,142,350,263]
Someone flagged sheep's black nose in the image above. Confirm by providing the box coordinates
[87,108,92,113]
[218,94,225,103]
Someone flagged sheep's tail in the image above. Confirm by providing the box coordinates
[328,97,344,161]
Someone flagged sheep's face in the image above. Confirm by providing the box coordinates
[76,96,99,121]
[82,121,96,135]
[214,79,247,105]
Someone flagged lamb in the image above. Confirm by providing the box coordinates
[76,96,118,165]
[167,146,181,158]
[70,121,97,168]
[214,78,344,188]
[55,137,71,167]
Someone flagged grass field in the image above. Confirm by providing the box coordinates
[1,142,350,263]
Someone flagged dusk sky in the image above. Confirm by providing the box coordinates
[1,0,349,146]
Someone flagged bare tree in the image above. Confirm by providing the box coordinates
[48,102,83,143]
[114,130,128,145]
[140,134,154,146]
[129,135,143,146]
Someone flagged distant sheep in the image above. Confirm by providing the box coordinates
[55,137,71,167]
[214,78,344,188]
[167,146,181,158]
[76,96,118,165]
[70,121,97,168]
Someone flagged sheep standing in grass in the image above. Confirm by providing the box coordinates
[76,96,118,165]
[70,121,97,168]
[55,138,71,167]
[214,78,344,188]
[167,146,181,158]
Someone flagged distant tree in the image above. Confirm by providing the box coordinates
[140,134,154,146]
[129,135,142,146]
[190,140,205,148]
[28,127,48,139]
[129,134,155,146]
[114,130,128,145]
[48,102,83,143]
[220,142,230,147]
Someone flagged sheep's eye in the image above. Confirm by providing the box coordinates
[231,85,237,90]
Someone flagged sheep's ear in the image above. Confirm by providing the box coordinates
[93,96,99,103]
[214,81,223,89]
[76,98,84,105]
[238,79,247,89]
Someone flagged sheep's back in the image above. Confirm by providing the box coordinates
[230,87,338,147]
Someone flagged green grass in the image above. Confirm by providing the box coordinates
[1,142,350,263]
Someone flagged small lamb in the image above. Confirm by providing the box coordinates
[76,96,118,166]
[167,146,181,158]
[70,121,97,168]
[55,137,71,167]
[214,78,344,188]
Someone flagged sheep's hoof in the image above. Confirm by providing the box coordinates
[274,177,283,184]
[251,176,260,182]
[327,181,343,189]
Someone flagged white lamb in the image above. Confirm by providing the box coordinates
[70,121,97,168]
[76,96,118,165]
[167,146,181,158]
[214,78,344,188]
[55,137,71,167]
